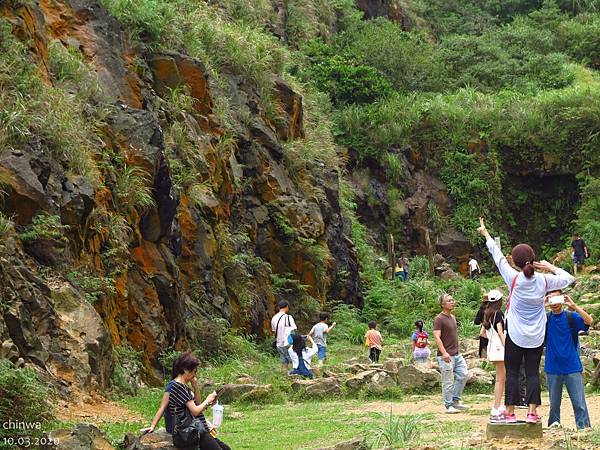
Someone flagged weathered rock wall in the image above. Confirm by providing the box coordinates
[0,0,361,391]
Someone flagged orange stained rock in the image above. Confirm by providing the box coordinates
[131,242,161,274]
[177,197,199,255]
[123,49,143,109]
[177,58,213,115]
[19,6,51,82]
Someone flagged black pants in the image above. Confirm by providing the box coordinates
[195,434,230,450]
[504,334,543,406]
[369,347,381,362]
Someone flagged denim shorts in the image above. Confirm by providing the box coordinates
[277,346,292,364]
[317,344,327,360]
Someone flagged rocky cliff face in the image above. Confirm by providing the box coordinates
[0,0,361,391]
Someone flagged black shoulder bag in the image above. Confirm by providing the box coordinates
[172,407,207,448]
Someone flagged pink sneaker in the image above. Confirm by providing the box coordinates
[504,413,517,423]
[526,413,541,424]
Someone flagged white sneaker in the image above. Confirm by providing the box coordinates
[549,422,561,428]
[445,406,460,414]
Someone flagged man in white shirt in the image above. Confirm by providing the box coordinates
[468,256,480,280]
[271,300,296,373]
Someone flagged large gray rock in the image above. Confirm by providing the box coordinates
[467,368,494,386]
[291,377,341,397]
[124,430,175,450]
[217,383,272,403]
[367,371,395,392]
[42,423,114,450]
[346,369,378,390]
[316,437,369,450]
[395,365,440,390]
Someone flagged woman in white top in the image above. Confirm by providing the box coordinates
[478,218,575,424]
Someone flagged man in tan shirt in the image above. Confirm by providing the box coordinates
[433,293,469,414]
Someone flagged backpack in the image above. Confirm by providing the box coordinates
[415,331,428,349]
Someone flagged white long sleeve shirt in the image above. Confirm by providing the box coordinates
[288,342,318,370]
[486,237,575,348]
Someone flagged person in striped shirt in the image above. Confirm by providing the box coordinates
[141,352,230,449]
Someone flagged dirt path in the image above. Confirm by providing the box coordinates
[56,393,144,425]
[356,392,600,449]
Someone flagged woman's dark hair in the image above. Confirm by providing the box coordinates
[319,312,329,321]
[291,334,306,359]
[414,320,424,332]
[368,321,377,329]
[483,301,502,330]
[511,243,536,279]
[171,351,200,379]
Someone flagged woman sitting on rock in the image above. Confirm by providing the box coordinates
[141,352,230,450]
[288,334,318,378]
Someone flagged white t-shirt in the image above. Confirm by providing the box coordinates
[271,311,296,347]
[288,342,318,370]
[468,259,478,271]
[486,237,574,348]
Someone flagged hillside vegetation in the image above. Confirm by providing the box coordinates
[2,1,600,448]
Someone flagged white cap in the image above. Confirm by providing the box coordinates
[487,289,503,302]
[548,295,565,305]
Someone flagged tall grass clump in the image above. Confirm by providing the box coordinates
[0,21,99,182]
[0,360,54,441]
[371,409,425,449]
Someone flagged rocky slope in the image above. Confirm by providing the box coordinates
[0,0,361,391]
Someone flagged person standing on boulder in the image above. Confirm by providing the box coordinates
[271,300,296,374]
[478,217,575,424]
[433,293,469,414]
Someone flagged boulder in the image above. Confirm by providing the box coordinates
[467,368,494,386]
[238,384,273,402]
[394,365,439,390]
[316,437,369,450]
[346,369,379,390]
[124,429,175,450]
[382,358,404,373]
[367,371,395,392]
[217,383,272,403]
[344,362,372,374]
[291,378,342,397]
[42,423,114,450]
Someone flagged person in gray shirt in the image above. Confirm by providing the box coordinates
[309,312,337,367]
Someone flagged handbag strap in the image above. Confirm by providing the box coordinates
[274,313,285,336]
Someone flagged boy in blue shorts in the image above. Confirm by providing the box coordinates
[309,312,337,367]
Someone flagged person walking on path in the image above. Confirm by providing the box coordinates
[545,290,593,429]
[468,256,481,280]
[433,293,470,414]
[365,321,383,363]
[271,300,296,373]
[571,233,589,275]
[309,312,336,367]
[288,334,318,379]
[478,217,575,424]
